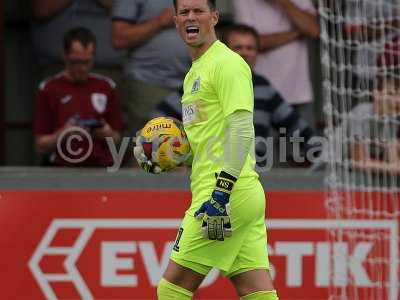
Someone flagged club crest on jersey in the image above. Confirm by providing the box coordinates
[191,77,201,95]
[91,93,107,113]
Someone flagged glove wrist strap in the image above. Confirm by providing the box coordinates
[215,171,237,194]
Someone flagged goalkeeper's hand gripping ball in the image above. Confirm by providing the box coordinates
[134,117,191,174]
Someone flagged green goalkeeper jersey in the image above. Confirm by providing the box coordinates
[181,40,259,214]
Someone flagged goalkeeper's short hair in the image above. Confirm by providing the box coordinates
[173,0,216,11]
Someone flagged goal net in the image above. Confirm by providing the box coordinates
[319,0,400,299]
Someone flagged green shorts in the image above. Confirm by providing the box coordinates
[170,180,269,278]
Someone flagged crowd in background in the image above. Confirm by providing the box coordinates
[27,0,400,171]
[28,0,322,169]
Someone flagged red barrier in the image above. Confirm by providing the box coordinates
[0,191,396,300]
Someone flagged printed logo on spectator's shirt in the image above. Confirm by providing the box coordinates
[182,100,207,125]
[191,77,201,95]
[60,95,72,104]
[91,93,107,113]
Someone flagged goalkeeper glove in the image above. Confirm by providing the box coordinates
[133,136,162,174]
[194,171,236,241]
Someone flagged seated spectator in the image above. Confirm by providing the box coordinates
[315,36,400,173]
[152,24,320,167]
[31,0,124,81]
[112,0,191,134]
[348,74,400,174]
[33,27,123,167]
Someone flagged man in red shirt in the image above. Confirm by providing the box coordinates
[34,27,123,167]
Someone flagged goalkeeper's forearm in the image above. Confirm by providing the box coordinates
[222,110,255,178]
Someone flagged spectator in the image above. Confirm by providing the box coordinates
[111,0,191,134]
[152,24,320,167]
[33,27,123,167]
[232,0,320,126]
[31,0,124,81]
[346,36,400,173]
[348,73,400,174]
[315,32,400,173]
[344,0,400,86]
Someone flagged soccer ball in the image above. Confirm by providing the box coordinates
[135,117,191,172]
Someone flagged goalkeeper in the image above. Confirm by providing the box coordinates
[136,0,278,299]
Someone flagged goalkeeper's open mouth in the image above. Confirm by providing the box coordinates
[186,25,200,40]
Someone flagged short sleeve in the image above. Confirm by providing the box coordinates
[215,55,254,117]
[112,0,142,23]
[34,88,54,135]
